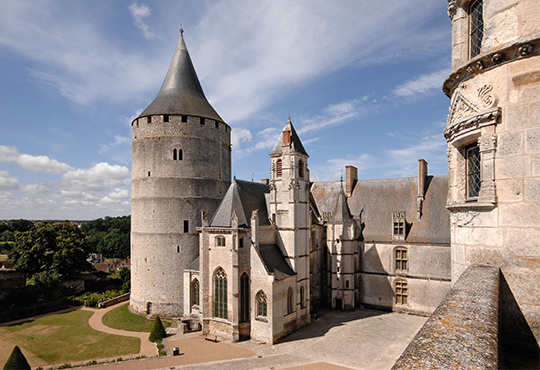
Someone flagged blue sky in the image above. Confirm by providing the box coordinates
[0,0,452,220]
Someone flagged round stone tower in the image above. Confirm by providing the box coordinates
[130,31,231,317]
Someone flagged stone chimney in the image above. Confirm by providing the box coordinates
[417,159,428,220]
[261,178,269,185]
[345,165,358,197]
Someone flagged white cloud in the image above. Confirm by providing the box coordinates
[310,153,376,181]
[62,163,130,191]
[129,3,157,40]
[0,146,18,162]
[392,68,450,98]
[0,171,19,190]
[298,99,371,135]
[231,128,252,149]
[0,145,74,173]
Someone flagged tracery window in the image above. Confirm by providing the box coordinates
[240,273,250,322]
[256,291,268,317]
[469,0,483,58]
[214,268,227,319]
[395,247,408,273]
[287,287,294,314]
[216,236,226,247]
[276,160,282,177]
[191,279,199,307]
[395,280,408,305]
[467,144,481,198]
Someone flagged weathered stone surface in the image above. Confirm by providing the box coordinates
[392,266,499,370]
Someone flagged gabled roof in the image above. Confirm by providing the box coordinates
[210,179,270,228]
[270,118,308,157]
[136,34,223,122]
[331,186,353,223]
[258,244,295,280]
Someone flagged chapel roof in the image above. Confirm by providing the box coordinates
[258,244,295,280]
[210,179,271,228]
[270,118,308,157]
[136,33,223,122]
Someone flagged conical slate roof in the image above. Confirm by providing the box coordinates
[136,34,223,122]
[210,179,270,228]
[270,117,308,157]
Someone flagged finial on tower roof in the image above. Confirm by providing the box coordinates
[180,24,184,36]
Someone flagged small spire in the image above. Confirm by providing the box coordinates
[180,24,184,36]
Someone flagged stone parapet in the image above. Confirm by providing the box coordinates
[392,265,499,370]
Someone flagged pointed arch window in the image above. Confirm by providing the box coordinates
[256,291,268,317]
[191,278,199,307]
[298,159,304,178]
[240,273,250,322]
[276,160,282,177]
[287,287,294,314]
[214,268,227,319]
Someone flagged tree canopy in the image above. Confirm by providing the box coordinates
[9,222,92,286]
[82,216,130,259]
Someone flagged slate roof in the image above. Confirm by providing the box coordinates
[311,175,450,244]
[258,244,295,280]
[270,118,308,157]
[210,179,271,228]
[186,257,199,271]
[136,35,223,122]
[331,186,353,223]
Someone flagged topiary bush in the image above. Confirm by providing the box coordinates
[148,315,166,342]
[3,346,31,370]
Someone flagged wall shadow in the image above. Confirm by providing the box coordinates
[500,272,540,369]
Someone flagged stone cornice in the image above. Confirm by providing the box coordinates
[443,36,540,97]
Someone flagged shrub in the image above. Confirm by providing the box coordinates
[3,346,31,370]
[148,316,166,342]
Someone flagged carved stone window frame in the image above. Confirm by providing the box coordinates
[392,211,406,241]
[445,86,500,210]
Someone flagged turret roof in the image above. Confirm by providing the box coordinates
[270,117,308,157]
[136,33,223,122]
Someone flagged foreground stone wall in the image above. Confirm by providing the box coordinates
[392,265,499,370]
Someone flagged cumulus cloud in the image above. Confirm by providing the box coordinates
[128,3,157,40]
[392,68,450,98]
[231,128,253,149]
[62,163,130,191]
[0,145,73,173]
[0,171,19,190]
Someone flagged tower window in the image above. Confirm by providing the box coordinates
[395,280,408,305]
[147,116,152,123]
[298,159,304,178]
[181,115,188,123]
[276,160,282,177]
[256,291,268,317]
[467,144,481,198]
[178,149,183,160]
[215,121,219,129]
[184,220,189,233]
[148,171,151,177]
[177,245,180,253]
[173,149,177,161]
[163,115,169,122]
[287,287,294,314]
[200,118,205,125]
[469,0,483,58]
[216,236,226,247]
[214,268,227,319]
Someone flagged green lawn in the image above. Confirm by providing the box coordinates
[102,303,171,332]
[0,310,140,368]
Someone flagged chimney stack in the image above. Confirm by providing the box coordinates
[345,165,358,197]
[261,178,269,185]
[417,159,428,220]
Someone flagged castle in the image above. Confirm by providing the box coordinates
[131,0,540,356]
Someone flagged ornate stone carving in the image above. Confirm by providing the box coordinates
[518,43,533,56]
[491,53,503,64]
[477,85,498,108]
[476,61,484,71]
[478,134,497,152]
[447,0,458,19]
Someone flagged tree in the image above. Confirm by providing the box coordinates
[9,222,92,287]
[3,346,31,370]
[148,316,166,342]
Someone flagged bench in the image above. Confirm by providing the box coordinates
[204,334,218,342]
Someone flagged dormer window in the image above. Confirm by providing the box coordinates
[392,211,406,241]
[469,0,483,58]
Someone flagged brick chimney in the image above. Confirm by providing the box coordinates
[345,165,358,197]
[261,178,269,185]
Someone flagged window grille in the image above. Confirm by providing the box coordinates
[214,268,227,319]
[191,279,199,307]
[395,247,408,273]
[467,145,481,198]
[395,280,408,305]
[470,0,483,58]
[256,291,268,317]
